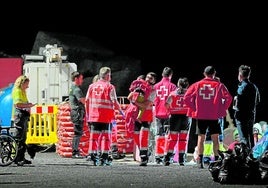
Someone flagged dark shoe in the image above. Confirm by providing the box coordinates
[140,156,148,166]
[140,161,148,166]
[24,159,32,164]
[155,157,163,164]
[72,154,84,159]
[99,153,112,166]
[17,161,24,166]
[198,161,204,169]
[163,156,171,166]
[88,154,99,166]
[92,158,99,166]
[179,153,186,166]
[100,159,112,166]
[203,157,211,165]
[164,160,170,166]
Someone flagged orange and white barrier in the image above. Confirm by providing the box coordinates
[56,102,89,158]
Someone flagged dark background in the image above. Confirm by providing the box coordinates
[0,6,266,122]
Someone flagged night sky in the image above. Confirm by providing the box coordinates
[0,7,266,122]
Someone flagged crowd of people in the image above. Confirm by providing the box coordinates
[12,64,261,168]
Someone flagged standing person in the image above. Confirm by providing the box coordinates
[12,75,36,166]
[85,67,122,166]
[127,75,150,123]
[69,71,86,159]
[153,67,177,164]
[127,72,157,166]
[184,66,232,168]
[233,65,260,149]
[163,77,190,166]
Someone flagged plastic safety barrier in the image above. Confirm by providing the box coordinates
[26,105,58,144]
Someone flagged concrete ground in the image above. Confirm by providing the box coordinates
[0,152,267,188]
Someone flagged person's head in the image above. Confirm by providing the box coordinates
[145,72,157,85]
[177,77,189,89]
[162,67,173,78]
[238,65,251,82]
[99,67,111,82]
[71,71,83,85]
[203,66,216,78]
[14,75,30,91]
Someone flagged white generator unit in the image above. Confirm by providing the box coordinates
[23,44,77,105]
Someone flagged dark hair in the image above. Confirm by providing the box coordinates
[71,71,81,81]
[178,77,189,89]
[204,66,216,76]
[146,72,157,84]
[162,67,173,77]
[239,65,251,78]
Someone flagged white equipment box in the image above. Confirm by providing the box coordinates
[23,62,77,105]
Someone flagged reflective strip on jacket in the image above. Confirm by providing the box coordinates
[86,80,115,123]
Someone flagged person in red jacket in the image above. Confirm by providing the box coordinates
[85,67,122,166]
[127,75,151,123]
[163,77,190,166]
[126,72,157,166]
[153,67,177,164]
[184,66,232,168]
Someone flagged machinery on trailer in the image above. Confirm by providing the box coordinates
[23,44,77,105]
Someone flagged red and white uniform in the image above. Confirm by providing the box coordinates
[86,80,116,123]
[167,90,188,115]
[86,79,118,155]
[184,77,232,120]
[154,77,177,119]
[164,88,190,164]
[153,77,176,160]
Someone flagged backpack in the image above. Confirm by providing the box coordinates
[259,150,268,183]
[209,143,262,184]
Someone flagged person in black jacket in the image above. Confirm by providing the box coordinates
[233,65,260,149]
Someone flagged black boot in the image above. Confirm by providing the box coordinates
[198,155,204,169]
[100,153,112,166]
[163,153,173,166]
[90,153,99,166]
[72,150,84,159]
[140,155,148,166]
[179,153,186,166]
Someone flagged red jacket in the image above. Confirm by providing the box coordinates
[184,77,232,120]
[154,77,177,119]
[86,80,115,123]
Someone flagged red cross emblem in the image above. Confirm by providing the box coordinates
[156,86,168,100]
[93,84,103,96]
[199,84,214,99]
[176,96,184,107]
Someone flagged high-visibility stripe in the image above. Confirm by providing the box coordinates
[31,105,55,114]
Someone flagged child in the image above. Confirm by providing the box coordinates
[127,75,150,123]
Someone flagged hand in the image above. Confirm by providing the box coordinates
[28,103,37,108]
